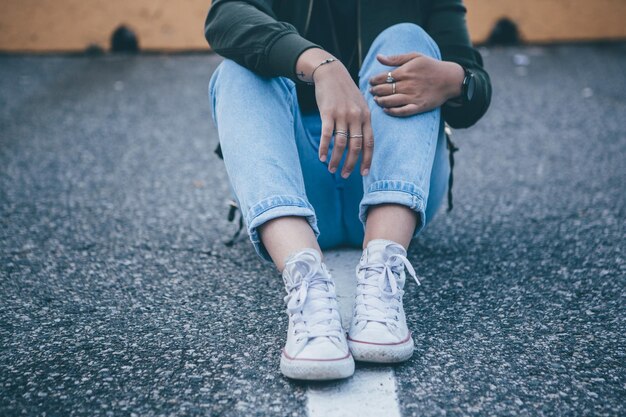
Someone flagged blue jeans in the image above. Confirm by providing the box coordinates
[208,23,449,264]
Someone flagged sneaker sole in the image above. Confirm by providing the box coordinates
[280,353,355,381]
[348,334,415,363]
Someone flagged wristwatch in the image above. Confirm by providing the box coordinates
[447,66,476,107]
[460,66,476,104]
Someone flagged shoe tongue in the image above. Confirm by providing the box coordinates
[363,240,406,292]
[302,283,332,326]
[365,248,386,264]
[284,250,336,333]
[365,239,405,263]
[283,249,321,285]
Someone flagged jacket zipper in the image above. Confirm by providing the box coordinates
[357,0,363,65]
[304,0,314,35]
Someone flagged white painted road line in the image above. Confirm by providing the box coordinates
[307,368,401,417]
[324,249,361,332]
[306,249,402,417]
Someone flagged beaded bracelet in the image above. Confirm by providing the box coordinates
[307,58,338,85]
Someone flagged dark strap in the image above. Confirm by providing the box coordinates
[445,130,459,212]
[224,200,244,247]
[216,147,244,246]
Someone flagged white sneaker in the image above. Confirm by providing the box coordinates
[348,239,421,363]
[280,248,355,380]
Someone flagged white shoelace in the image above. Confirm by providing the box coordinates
[283,259,344,346]
[354,253,421,330]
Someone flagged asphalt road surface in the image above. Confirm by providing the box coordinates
[1,43,625,416]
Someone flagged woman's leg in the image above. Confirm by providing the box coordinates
[210,62,355,379]
[342,126,448,248]
[343,23,451,362]
[341,23,450,249]
[256,217,320,272]
[362,121,448,248]
[209,60,324,271]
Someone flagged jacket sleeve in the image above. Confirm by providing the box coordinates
[425,0,492,128]
[204,0,320,81]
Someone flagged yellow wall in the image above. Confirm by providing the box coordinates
[0,0,211,52]
[465,0,626,44]
[1,0,625,53]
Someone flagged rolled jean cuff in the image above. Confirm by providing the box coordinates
[247,195,320,264]
[358,180,428,240]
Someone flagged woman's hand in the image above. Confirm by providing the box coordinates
[296,48,373,178]
[369,53,465,117]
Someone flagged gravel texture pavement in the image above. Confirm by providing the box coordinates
[1,44,625,416]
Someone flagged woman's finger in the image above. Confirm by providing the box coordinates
[383,103,422,117]
[328,121,348,174]
[370,81,405,97]
[319,115,334,162]
[341,119,364,179]
[374,93,412,108]
[369,68,402,86]
[376,52,420,67]
[360,115,374,176]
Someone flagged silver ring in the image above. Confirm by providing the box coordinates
[349,134,364,138]
[334,130,349,137]
[392,82,396,94]
[386,72,395,83]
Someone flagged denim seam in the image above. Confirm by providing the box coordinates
[275,76,298,128]
[246,196,319,264]
[359,180,428,237]
[417,113,440,185]
[246,195,318,239]
[208,77,218,127]
[366,180,426,199]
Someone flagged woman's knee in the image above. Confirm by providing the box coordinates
[210,59,294,99]
[370,22,441,60]
[210,60,255,99]
[213,59,258,83]
[208,59,298,127]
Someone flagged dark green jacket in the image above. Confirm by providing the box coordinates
[204,0,491,128]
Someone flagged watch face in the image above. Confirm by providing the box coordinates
[466,73,476,102]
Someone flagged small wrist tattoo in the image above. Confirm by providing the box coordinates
[308,58,339,85]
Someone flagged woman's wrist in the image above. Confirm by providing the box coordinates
[442,61,465,101]
[295,48,337,84]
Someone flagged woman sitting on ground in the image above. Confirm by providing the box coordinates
[205,0,492,380]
